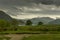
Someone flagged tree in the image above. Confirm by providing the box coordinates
[26,20,32,25]
[38,22,43,25]
[0,19,11,27]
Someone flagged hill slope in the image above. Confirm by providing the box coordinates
[0,11,12,21]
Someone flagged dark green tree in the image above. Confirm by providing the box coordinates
[26,20,32,25]
[38,22,43,25]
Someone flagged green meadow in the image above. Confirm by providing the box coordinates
[1,25,60,34]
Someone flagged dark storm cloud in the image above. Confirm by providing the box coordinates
[0,0,33,6]
[0,0,60,16]
[0,0,60,6]
[31,0,60,6]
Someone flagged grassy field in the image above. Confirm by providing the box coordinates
[23,34,60,40]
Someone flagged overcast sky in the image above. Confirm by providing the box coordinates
[0,0,60,19]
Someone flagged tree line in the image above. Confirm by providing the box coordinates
[0,19,43,27]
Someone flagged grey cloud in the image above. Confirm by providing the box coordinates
[0,0,60,6]
[24,10,60,15]
[0,0,60,16]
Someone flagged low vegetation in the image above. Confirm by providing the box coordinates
[0,25,60,34]
[23,34,60,40]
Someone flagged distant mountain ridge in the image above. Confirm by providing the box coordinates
[29,17,54,25]
[48,18,60,24]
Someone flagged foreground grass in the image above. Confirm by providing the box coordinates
[0,37,11,40]
[23,34,60,40]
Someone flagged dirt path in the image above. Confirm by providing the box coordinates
[4,34,31,40]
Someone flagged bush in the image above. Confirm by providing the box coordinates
[26,20,32,25]
[38,22,43,25]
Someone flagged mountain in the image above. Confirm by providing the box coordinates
[30,17,54,25]
[48,18,60,24]
[0,11,12,21]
